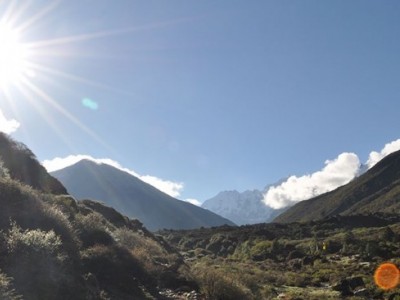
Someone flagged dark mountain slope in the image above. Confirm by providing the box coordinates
[275,150,400,223]
[52,160,235,231]
[0,133,66,194]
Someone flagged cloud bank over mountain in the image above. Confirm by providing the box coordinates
[185,198,202,206]
[263,139,400,209]
[367,139,400,169]
[42,155,183,197]
[0,109,20,134]
[43,138,400,209]
[263,153,360,209]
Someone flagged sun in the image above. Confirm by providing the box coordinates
[0,1,155,146]
[0,23,29,89]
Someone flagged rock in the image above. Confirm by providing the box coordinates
[287,250,304,260]
[301,255,313,265]
[288,258,302,270]
[174,286,192,293]
[332,280,353,296]
[332,277,365,297]
[354,288,368,297]
[348,276,365,290]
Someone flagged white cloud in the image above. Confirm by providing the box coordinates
[43,139,400,209]
[263,153,360,209]
[0,109,20,134]
[367,139,400,169]
[139,175,184,198]
[42,155,184,198]
[185,198,201,206]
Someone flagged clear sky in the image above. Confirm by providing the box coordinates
[1,1,400,204]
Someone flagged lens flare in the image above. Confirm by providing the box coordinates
[82,98,98,110]
[374,263,400,290]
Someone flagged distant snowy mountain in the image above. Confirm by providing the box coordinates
[202,186,286,225]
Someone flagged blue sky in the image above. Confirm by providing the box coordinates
[1,1,400,203]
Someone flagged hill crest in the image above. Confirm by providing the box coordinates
[275,149,400,223]
[52,159,236,230]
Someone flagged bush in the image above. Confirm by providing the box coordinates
[74,213,115,248]
[0,271,21,300]
[250,240,272,261]
[81,244,147,297]
[1,223,83,300]
[193,264,252,300]
[0,179,77,255]
[113,227,179,277]
[113,227,148,249]
[45,195,79,219]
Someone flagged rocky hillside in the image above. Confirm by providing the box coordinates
[0,134,199,299]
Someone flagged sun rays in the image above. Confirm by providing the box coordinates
[0,23,30,88]
[0,1,138,151]
[0,0,195,158]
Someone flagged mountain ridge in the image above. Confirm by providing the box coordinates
[275,149,400,223]
[52,159,235,231]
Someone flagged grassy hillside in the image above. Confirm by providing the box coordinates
[275,150,400,223]
[0,175,198,299]
[0,133,66,195]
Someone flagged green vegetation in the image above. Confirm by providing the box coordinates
[0,174,195,299]
[161,215,400,299]
[0,271,21,300]
[3,133,400,299]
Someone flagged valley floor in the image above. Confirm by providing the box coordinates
[160,215,400,299]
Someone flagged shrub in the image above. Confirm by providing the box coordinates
[81,244,147,297]
[250,240,272,261]
[231,240,252,260]
[113,227,177,275]
[192,264,252,300]
[113,227,148,249]
[0,271,21,300]
[74,213,115,248]
[6,222,63,257]
[0,179,77,255]
[1,223,82,300]
[45,195,79,219]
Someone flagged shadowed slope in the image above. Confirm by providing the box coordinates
[52,160,235,230]
[275,150,400,223]
[0,133,67,195]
